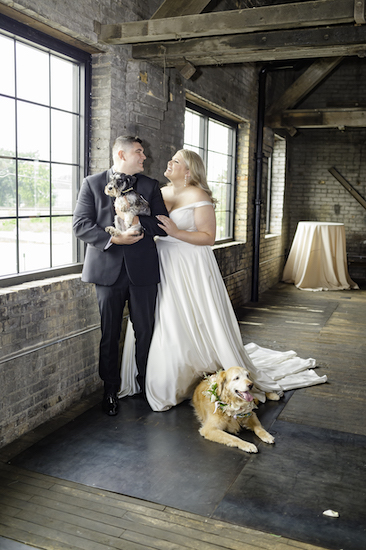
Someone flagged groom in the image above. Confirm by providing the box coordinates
[73,135,168,415]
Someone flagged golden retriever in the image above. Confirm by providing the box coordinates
[192,366,275,453]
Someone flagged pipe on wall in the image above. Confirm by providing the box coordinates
[251,67,267,303]
[251,62,299,302]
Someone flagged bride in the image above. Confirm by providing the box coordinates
[119,149,327,411]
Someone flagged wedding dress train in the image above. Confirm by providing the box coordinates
[119,201,327,411]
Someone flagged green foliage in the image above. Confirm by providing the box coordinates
[0,149,54,209]
[0,154,15,208]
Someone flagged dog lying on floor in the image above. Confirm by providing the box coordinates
[192,366,275,453]
[104,172,151,236]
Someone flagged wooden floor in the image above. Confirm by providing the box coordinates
[237,280,366,437]
[0,280,365,550]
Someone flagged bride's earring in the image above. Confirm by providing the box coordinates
[184,173,189,187]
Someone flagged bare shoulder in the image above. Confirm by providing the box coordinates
[188,187,212,203]
[161,185,172,200]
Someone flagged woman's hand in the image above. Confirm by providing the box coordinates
[157,204,215,246]
[156,215,179,237]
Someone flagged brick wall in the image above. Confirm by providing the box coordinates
[285,57,366,275]
[0,275,101,447]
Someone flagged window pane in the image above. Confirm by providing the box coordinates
[19,217,50,272]
[51,56,79,111]
[52,164,74,214]
[0,34,15,96]
[52,216,74,266]
[212,182,229,211]
[208,119,229,154]
[0,26,86,280]
[184,110,202,148]
[0,218,17,276]
[0,158,16,217]
[0,97,16,156]
[18,160,50,215]
[207,151,228,184]
[51,110,78,164]
[17,102,50,160]
[16,41,49,105]
[184,105,236,242]
[215,210,227,241]
[186,145,201,156]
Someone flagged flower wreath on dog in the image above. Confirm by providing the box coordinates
[202,371,257,419]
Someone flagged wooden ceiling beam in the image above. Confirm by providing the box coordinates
[269,108,366,128]
[131,24,366,66]
[266,57,344,118]
[150,0,211,79]
[98,0,361,45]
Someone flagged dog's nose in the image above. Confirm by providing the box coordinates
[248,383,253,390]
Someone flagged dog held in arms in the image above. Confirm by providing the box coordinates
[104,172,151,236]
[192,366,276,453]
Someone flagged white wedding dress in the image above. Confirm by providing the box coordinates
[119,201,327,411]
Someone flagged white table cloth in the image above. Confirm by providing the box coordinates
[282,221,359,291]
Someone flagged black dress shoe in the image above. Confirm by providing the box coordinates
[102,393,119,416]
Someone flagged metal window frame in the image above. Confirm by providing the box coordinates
[0,15,91,288]
[184,101,237,242]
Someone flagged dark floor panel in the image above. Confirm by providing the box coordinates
[9,395,289,517]
[0,537,40,550]
[213,420,366,550]
[279,389,366,436]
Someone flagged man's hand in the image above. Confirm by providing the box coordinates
[111,227,144,245]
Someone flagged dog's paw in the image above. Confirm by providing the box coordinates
[266,391,281,401]
[259,431,275,444]
[239,442,258,453]
[105,226,122,236]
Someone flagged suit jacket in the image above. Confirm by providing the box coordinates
[73,169,168,286]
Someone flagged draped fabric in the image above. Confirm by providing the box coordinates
[283,222,359,291]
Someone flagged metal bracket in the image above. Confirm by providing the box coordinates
[354,0,366,24]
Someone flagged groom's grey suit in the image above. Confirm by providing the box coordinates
[73,168,168,394]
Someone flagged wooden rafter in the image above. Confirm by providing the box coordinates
[98,0,362,45]
[270,108,366,129]
[329,167,366,209]
[131,24,366,66]
[266,57,344,121]
[133,0,211,79]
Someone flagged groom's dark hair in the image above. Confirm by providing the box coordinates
[113,135,142,156]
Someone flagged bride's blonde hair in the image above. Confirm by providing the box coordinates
[177,149,217,206]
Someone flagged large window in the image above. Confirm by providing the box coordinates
[0,18,90,284]
[266,134,286,235]
[184,102,236,242]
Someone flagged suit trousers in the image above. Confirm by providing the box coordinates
[95,262,158,395]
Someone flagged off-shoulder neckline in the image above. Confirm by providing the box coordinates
[169,200,213,214]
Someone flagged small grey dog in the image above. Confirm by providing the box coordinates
[104,173,150,236]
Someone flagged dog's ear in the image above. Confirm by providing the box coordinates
[215,370,227,397]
